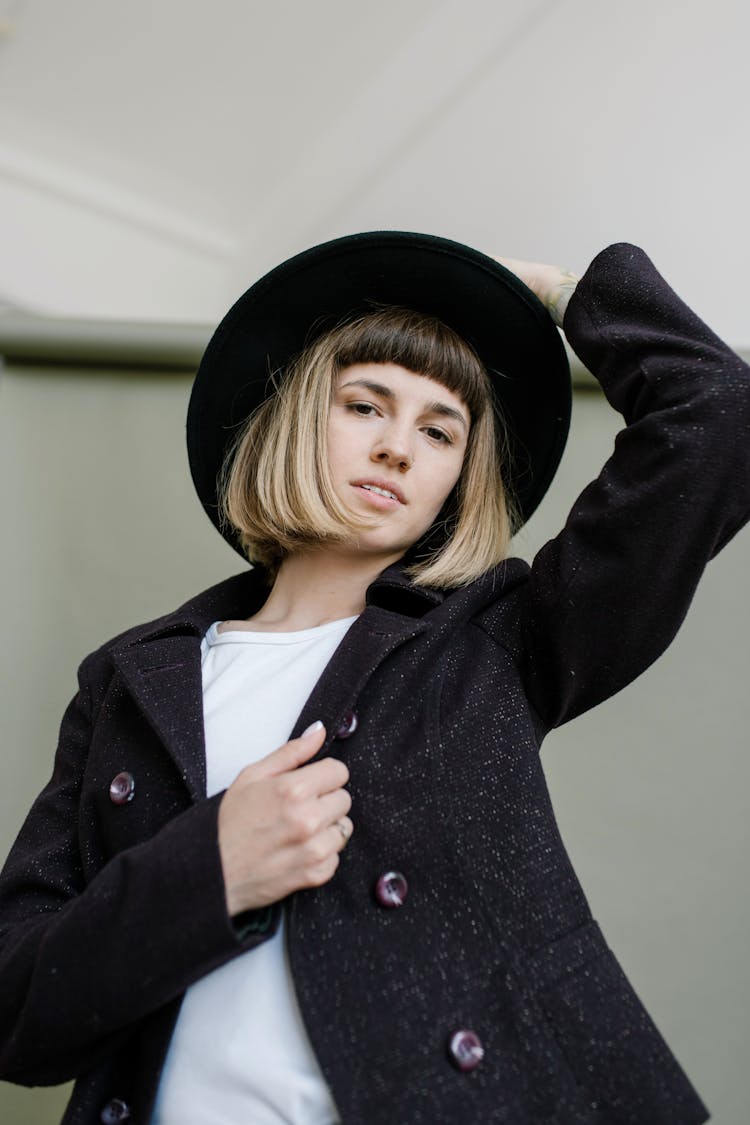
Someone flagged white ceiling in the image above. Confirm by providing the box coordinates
[1,0,749,343]
[0,0,436,230]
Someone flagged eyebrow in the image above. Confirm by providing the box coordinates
[339,378,469,429]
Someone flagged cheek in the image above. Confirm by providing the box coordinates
[425,457,464,517]
[325,417,353,477]
[440,449,466,496]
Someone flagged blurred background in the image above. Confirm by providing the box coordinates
[0,1,748,1121]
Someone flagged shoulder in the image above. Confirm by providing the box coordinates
[457,557,533,659]
[370,556,530,620]
[424,556,532,641]
[453,556,531,608]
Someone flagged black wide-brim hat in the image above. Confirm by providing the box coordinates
[187,230,571,556]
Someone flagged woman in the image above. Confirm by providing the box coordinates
[0,232,748,1124]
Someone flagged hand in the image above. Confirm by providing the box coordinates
[217,721,353,915]
[493,255,579,327]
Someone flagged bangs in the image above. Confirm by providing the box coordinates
[331,306,491,420]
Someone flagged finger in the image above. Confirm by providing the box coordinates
[314,786,352,827]
[330,815,354,849]
[277,784,351,848]
[290,755,350,798]
[249,721,327,780]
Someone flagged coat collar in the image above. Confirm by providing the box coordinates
[109,558,529,800]
[108,563,442,801]
[365,561,445,615]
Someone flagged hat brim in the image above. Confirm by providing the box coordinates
[187,230,571,557]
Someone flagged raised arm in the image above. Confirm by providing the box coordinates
[499,243,750,728]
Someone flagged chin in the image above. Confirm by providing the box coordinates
[350,535,413,561]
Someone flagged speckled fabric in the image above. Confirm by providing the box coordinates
[1,244,749,1124]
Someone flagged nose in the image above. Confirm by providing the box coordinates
[370,428,413,471]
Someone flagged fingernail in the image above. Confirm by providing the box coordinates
[302,720,324,736]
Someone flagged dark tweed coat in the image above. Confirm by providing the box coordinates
[1,244,749,1125]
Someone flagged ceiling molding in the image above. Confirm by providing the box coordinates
[0,310,211,371]
[4,308,745,383]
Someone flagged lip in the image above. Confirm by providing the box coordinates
[351,478,406,505]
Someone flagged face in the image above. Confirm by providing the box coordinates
[326,362,470,567]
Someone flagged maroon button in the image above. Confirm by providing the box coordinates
[448,1028,484,1072]
[334,710,358,739]
[109,772,135,806]
[100,1098,131,1124]
[374,870,409,908]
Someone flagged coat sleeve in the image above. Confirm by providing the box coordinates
[0,653,275,1087]
[515,242,750,727]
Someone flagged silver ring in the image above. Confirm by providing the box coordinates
[336,819,350,841]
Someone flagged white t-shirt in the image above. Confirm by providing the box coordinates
[150,615,357,1125]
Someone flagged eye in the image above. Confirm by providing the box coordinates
[424,425,453,444]
[346,401,379,417]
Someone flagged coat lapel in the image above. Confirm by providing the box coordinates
[109,568,266,802]
[112,634,206,802]
[108,563,441,797]
[290,607,431,745]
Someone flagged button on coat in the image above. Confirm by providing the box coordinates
[448,1028,485,1072]
[334,710,358,739]
[374,870,408,908]
[108,772,135,805]
[100,1098,130,1124]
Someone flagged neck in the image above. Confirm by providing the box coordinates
[247,548,400,632]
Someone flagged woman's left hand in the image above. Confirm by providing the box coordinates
[493,255,579,327]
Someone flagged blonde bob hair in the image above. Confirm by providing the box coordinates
[219,306,517,589]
